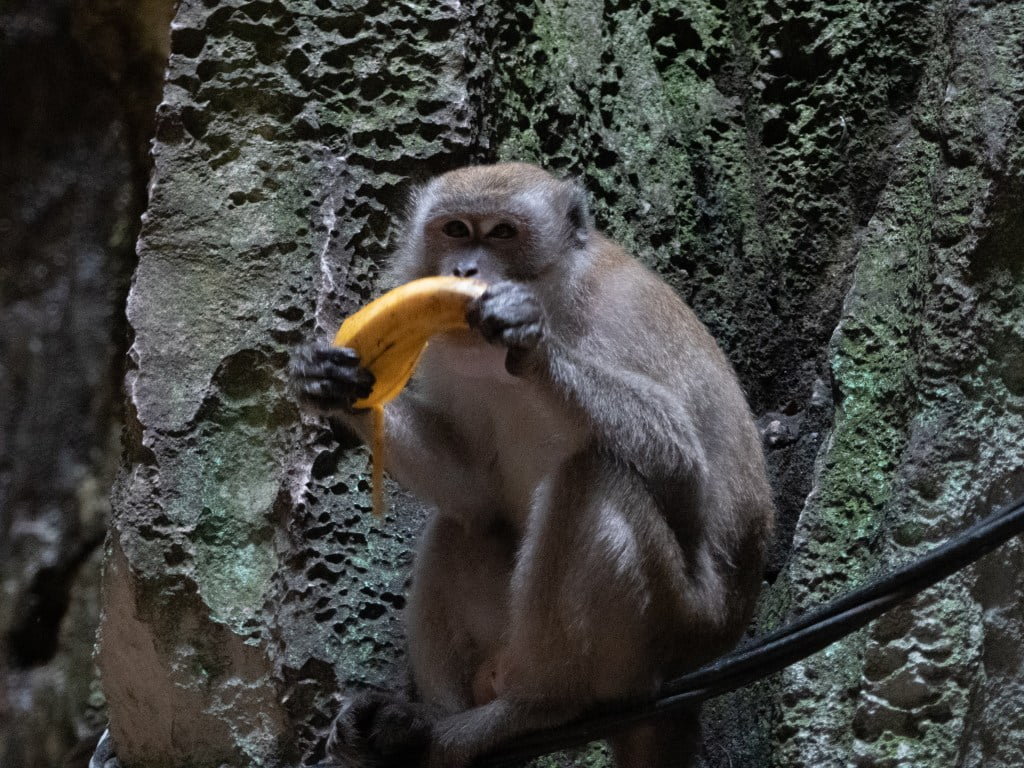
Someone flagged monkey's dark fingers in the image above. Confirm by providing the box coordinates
[502,319,545,349]
[290,345,374,385]
[297,379,375,411]
[289,346,375,410]
[466,281,539,324]
[468,282,545,349]
[320,345,362,365]
[291,359,376,392]
[479,312,545,349]
[291,343,362,371]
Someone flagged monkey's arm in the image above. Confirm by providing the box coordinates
[360,393,499,513]
[290,344,496,512]
[544,344,708,481]
[470,281,709,485]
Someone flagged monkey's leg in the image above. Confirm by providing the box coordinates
[329,512,515,767]
[407,512,516,713]
[430,449,701,768]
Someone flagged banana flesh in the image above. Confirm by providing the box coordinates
[332,275,487,516]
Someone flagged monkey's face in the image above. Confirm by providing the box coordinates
[425,212,538,284]
[394,164,591,288]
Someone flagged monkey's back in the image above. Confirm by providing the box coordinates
[582,235,775,660]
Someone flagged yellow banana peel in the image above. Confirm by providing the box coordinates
[333,275,487,408]
[332,275,488,515]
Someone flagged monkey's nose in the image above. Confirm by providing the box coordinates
[452,260,479,278]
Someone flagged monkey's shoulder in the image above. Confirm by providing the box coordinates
[579,254,721,365]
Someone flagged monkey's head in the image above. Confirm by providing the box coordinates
[390,163,592,286]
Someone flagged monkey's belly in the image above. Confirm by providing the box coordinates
[419,334,588,519]
[492,389,588,522]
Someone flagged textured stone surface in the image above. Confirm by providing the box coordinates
[98,0,492,764]
[0,1,172,766]
[774,2,1024,766]
[92,0,1024,767]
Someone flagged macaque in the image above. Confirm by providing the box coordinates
[290,162,774,767]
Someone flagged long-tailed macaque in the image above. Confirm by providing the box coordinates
[290,162,774,767]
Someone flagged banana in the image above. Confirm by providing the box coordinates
[332,275,488,516]
[333,275,488,407]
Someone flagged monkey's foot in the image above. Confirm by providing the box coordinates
[326,691,433,767]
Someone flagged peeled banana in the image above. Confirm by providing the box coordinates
[332,275,487,515]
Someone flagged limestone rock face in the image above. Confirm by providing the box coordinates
[93,1,1024,766]
[97,0,487,764]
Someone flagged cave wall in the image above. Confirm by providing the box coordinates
[92,0,1024,766]
[772,2,1024,761]
[97,1,490,764]
[0,1,173,766]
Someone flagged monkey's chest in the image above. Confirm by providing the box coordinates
[487,386,586,524]
[422,339,587,520]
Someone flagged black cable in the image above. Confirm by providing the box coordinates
[474,493,1024,766]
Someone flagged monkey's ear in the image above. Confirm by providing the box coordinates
[566,183,591,245]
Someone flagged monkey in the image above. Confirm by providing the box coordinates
[290,162,774,768]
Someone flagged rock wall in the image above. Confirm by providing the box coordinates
[767,3,1024,765]
[91,0,1024,766]
[98,1,491,764]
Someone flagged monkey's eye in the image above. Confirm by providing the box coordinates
[442,220,470,238]
[487,222,517,239]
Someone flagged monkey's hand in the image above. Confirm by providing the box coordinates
[326,691,433,767]
[467,282,545,375]
[289,343,376,414]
